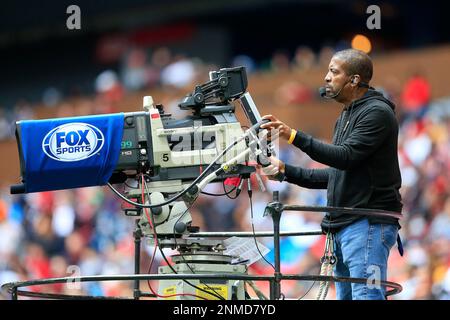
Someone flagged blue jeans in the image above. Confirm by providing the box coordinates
[333,218,398,300]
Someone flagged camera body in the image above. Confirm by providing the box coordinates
[11,66,258,194]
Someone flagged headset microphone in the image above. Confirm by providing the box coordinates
[319,77,370,99]
[318,86,327,97]
[319,85,345,99]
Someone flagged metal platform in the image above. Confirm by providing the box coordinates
[1,200,403,300]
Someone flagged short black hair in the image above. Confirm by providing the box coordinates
[332,49,373,83]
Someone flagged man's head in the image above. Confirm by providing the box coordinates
[324,49,373,104]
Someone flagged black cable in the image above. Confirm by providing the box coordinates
[140,177,207,300]
[142,178,221,300]
[248,185,275,270]
[157,242,222,300]
[297,281,316,300]
[108,137,243,209]
[201,186,237,197]
[124,180,139,189]
[168,197,226,301]
[142,178,225,301]
[144,191,221,301]
[109,118,269,209]
[137,180,239,297]
[223,179,240,199]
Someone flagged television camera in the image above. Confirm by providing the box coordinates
[10,66,277,300]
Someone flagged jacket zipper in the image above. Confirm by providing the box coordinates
[331,105,352,212]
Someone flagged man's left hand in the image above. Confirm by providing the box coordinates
[256,156,286,181]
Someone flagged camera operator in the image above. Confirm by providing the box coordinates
[260,49,403,300]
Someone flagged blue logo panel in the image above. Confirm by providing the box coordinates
[18,113,124,193]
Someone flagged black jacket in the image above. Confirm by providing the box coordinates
[284,89,402,232]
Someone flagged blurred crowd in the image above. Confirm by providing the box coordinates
[0,44,335,139]
[0,45,449,300]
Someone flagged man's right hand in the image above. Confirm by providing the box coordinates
[258,156,286,181]
[260,115,293,141]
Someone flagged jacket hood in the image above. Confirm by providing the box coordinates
[348,89,396,111]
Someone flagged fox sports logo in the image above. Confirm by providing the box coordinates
[42,123,104,161]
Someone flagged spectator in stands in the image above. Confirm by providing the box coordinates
[160,54,197,89]
[400,72,431,123]
[13,100,34,122]
[94,70,124,113]
[317,45,335,67]
[146,46,172,87]
[292,46,316,71]
[41,87,62,108]
[121,48,150,92]
[0,109,11,140]
[232,54,257,74]
[274,81,313,105]
[270,50,291,73]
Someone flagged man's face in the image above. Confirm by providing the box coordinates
[324,58,350,102]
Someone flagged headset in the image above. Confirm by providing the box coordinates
[319,75,369,99]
